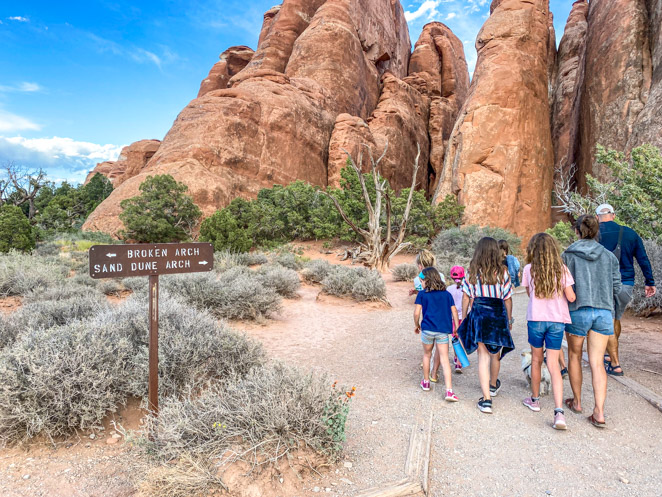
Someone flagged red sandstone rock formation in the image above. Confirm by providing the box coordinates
[576,0,651,182]
[197,46,254,97]
[406,22,470,195]
[434,0,556,240]
[327,114,376,187]
[83,0,413,235]
[84,140,161,187]
[551,0,588,186]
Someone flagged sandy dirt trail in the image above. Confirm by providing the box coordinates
[240,281,662,497]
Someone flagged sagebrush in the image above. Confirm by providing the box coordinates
[322,266,387,302]
[392,263,419,282]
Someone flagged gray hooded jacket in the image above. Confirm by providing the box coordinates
[562,239,622,313]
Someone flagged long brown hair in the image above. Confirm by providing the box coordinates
[526,233,565,299]
[422,267,446,292]
[469,237,505,285]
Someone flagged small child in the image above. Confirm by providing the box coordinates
[414,267,460,401]
[447,265,466,374]
[521,233,576,430]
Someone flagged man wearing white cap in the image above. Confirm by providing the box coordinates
[596,204,656,376]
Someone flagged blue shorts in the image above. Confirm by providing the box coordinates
[565,307,614,337]
[421,330,450,346]
[527,321,565,350]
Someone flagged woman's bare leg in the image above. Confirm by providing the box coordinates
[566,333,585,412]
[477,343,491,399]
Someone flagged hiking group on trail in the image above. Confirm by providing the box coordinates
[411,205,656,430]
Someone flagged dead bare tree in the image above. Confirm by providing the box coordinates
[2,161,47,219]
[321,142,420,272]
[552,160,611,217]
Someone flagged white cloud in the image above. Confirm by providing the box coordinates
[446,12,457,20]
[8,16,29,22]
[0,110,41,132]
[0,136,125,184]
[87,33,170,69]
[405,1,441,22]
[0,82,43,93]
[2,136,123,161]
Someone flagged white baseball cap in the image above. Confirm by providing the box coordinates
[595,203,615,215]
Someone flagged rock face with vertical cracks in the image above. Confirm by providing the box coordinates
[197,46,254,97]
[83,0,412,235]
[551,0,588,185]
[577,0,651,182]
[84,140,161,187]
[406,22,470,195]
[435,0,556,240]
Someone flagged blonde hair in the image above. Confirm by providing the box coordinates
[415,249,436,268]
[469,237,505,285]
[526,233,565,299]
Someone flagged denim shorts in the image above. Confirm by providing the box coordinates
[421,330,450,346]
[527,321,565,350]
[566,307,614,337]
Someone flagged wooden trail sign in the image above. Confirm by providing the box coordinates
[89,242,214,414]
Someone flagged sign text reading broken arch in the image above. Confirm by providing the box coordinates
[89,242,214,279]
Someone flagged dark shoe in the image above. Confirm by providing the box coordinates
[560,367,568,379]
[477,397,493,414]
[606,363,624,376]
[489,379,501,397]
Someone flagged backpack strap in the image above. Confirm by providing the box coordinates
[612,226,624,262]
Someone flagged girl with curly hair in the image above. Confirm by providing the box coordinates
[521,233,576,430]
[457,237,514,414]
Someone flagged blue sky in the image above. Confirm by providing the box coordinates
[0,0,572,184]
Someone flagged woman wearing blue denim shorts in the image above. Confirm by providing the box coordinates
[562,215,622,428]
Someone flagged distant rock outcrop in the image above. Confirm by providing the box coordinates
[434,0,556,240]
[84,139,160,187]
[197,46,254,97]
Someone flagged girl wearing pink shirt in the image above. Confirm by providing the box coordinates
[521,233,576,430]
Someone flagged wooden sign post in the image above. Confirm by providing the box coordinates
[89,242,214,414]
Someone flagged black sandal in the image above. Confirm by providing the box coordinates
[606,363,624,376]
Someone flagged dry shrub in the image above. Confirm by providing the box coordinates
[257,264,301,298]
[392,263,418,282]
[214,251,267,273]
[97,279,124,296]
[269,252,303,271]
[24,281,101,303]
[139,363,346,463]
[0,321,135,443]
[68,273,99,288]
[93,294,265,397]
[301,259,332,284]
[0,251,67,297]
[322,266,387,302]
[122,276,149,293]
[161,270,282,321]
[630,240,662,316]
[137,455,226,497]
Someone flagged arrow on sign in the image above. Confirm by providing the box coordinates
[199,261,208,265]
[106,253,117,258]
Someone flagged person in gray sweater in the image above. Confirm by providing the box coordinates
[562,215,622,428]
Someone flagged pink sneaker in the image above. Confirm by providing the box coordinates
[445,390,459,402]
[523,397,541,412]
[553,411,567,430]
[454,357,463,374]
[420,379,430,391]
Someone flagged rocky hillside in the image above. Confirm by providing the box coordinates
[84,0,662,240]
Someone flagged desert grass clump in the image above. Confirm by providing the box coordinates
[0,320,135,444]
[301,259,333,284]
[321,266,387,302]
[630,239,662,316]
[122,276,148,293]
[33,242,61,257]
[214,250,268,273]
[391,263,419,282]
[139,363,349,463]
[24,280,101,303]
[98,278,124,296]
[269,252,303,271]
[257,264,301,298]
[0,251,67,297]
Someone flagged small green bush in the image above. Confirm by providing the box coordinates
[200,209,252,253]
[392,263,419,282]
[546,221,576,249]
[0,205,35,254]
[302,259,333,284]
[119,175,201,243]
[269,252,303,271]
[257,264,301,298]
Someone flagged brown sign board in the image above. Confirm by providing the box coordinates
[89,242,214,279]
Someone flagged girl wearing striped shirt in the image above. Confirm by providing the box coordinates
[457,237,515,414]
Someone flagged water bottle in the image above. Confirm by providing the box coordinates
[452,336,470,368]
